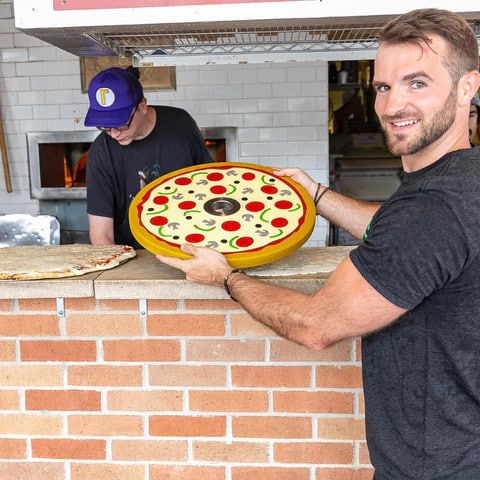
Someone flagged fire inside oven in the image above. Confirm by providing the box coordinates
[204,138,226,163]
[39,143,89,188]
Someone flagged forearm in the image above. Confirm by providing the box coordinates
[88,215,115,244]
[89,231,115,244]
[226,271,335,350]
[315,185,381,240]
[156,246,406,349]
[274,169,381,240]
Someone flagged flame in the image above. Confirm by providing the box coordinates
[63,156,73,188]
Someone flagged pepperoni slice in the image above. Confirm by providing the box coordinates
[150,216,168,226]
[178,201,197,210]
[207,172,224,181]
[246,201,265,212]
[275,200,293,210]
[153,195,169,205]
[185,233,205,243]
[210,185,227,195]
[236,236,254,247]
[271,217,288,228]
[175,177,192,186]
[242,172,255,181]
[261,185,278,195]
[222,221,241,232]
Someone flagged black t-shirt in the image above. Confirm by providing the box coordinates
[350,146,480,479]
[86,105,213,248]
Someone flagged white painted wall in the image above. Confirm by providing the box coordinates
[0,0,330,246]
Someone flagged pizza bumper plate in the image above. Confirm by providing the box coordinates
[129,162,316,268]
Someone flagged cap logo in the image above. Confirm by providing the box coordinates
[96,87,115,108]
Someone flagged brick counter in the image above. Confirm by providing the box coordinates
[0,247,373,480]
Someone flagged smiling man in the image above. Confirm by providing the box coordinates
[156,9,480,479]
[84,67,212,248]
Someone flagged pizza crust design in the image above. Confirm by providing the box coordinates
[130,163,315,268]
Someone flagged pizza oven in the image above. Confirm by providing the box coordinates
[26,127,238,244]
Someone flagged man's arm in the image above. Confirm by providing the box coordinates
[275,168,381,240]
[88,214,115,244]
[157,245,406,350]
[314,188,381,240]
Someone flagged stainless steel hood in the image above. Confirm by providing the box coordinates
[13,0,480,65]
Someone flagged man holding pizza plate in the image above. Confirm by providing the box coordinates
[156,8,480,480]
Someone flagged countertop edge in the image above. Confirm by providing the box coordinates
[0,246,353,299]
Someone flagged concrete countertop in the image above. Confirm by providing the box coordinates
[0,246,355,300]
[0,273,98,299]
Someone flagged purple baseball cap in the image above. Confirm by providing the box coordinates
[84,67,143,128]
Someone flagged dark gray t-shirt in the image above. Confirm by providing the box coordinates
[350,146,480,480]
[86,105,212,248]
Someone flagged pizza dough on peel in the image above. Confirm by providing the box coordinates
[0,244,136,280]
[129,162,316,268]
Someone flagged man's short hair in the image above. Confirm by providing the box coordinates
[378,8,479,84]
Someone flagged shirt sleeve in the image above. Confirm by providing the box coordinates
[349,192,469,310]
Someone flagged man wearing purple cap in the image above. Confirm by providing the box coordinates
[84,67,212,248]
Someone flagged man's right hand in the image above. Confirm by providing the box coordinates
[273,167,318,200]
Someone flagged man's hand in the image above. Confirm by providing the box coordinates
[156,244,233,287]
[273,167,318,199]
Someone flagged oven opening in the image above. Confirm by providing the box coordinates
[39,143,89,189]
[205,138,226,162]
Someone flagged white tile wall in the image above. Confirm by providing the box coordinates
[0,0,330,246]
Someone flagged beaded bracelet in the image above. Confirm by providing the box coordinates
[223,269,246,302]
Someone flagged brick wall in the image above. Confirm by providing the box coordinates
[0,296,373,480]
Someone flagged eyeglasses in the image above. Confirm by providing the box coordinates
[97,102,139,133]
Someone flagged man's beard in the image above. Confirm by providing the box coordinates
[380,88,457,157]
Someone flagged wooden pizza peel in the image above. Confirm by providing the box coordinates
[0,112,12,193]
[129,162,316,268]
